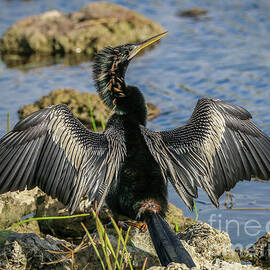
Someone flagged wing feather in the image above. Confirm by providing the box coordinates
[18,138,44,190]
[9,143,35,191]
[141,98,270,209]
[1,144,29,192]
[0,104,126,213]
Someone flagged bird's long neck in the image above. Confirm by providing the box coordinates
[93,47,127,112]
[93,47,147,125]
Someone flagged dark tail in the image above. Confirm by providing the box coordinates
[145,213,196,268]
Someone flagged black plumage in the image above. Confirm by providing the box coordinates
[1,32,270,267]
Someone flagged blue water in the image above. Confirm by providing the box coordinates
[0,0,270,250]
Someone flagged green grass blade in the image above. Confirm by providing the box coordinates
[92,210,113,270]
[174,217,179,233]
[100,114,105,131]
[120,226,132,269]
[103,227,121,269]
[114,231,121,270]
[110,217,133,270]
[81,222,106,270]
[194,201,199,221]
[94,211,122,270]
[8,213,91,230]
[103,229,113,269]
[88,95,97,132]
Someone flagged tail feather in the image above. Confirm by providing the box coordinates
[145,213,195,268]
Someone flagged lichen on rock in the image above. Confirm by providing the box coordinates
[179,222,240,263]
[238,232,270,268]
[0,231,71,269]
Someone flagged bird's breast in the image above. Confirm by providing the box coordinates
[106,130,168,220]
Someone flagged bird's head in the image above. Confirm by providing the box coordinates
[93,32,167,113]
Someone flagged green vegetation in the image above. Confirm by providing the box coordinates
[82,209,139,270]
[88,95,98,132]
[8,213,91,230]
[100,113,106,131]
[5,209,143,269]
[194,202,199,221]
[174,217,179,233]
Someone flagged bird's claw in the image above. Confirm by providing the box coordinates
[116,221,148,232]
[126,221,148,232]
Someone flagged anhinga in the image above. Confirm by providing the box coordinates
[1,32,270,268]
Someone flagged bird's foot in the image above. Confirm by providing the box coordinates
[125,221,148,232]
[102,220,148,232]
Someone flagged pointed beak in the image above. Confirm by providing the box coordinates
[128,31,168,60]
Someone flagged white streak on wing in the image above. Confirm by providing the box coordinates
[47,116,86,171]
[200,107,226,178]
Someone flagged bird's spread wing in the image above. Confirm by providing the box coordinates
[141,98,270,209]
[0,104,126,212]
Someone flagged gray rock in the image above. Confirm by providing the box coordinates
[0,228,158,270]
[0,188,41,234]
[178,9,208,18]
[179,222,240,263]
[238,232,270,268]
[141,222,261,269]
[148,255,261,269]
[148,263,190,270]
[0,231,71,269]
